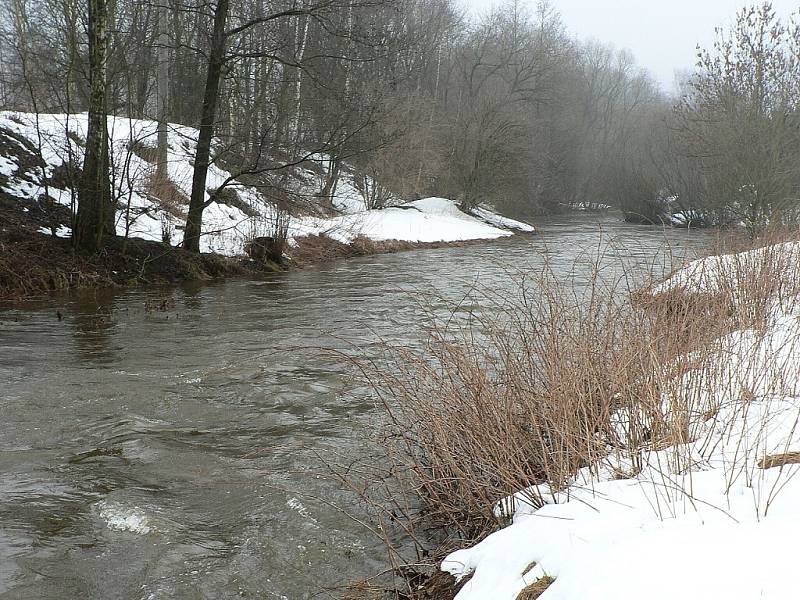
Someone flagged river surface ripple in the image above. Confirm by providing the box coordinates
[0,214,711,599]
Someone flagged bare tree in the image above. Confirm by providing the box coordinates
[672,3,800,231]
[73,0,112,253]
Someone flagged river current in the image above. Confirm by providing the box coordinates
[0,214,711,599]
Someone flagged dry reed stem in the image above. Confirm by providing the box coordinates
[758,452,800,469]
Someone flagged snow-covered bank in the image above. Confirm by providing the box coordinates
[289,197,533,247]
[441,241,800,600]
[650,241,800,296]
[0,112,533,258]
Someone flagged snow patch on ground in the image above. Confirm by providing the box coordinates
[288,197,523,245]
[0,154,17,177]
[36,225,71,238]
[652,241,800,295]
[469,204,535,233]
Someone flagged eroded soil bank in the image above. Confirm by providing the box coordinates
[1,192,533,300]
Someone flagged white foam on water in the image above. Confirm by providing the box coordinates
[286,497,319,528]
[96,500,154,535]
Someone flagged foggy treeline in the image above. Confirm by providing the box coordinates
[0,0,797,251]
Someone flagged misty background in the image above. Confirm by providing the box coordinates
[463,0,798,91]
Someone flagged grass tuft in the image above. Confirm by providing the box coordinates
[516,576,555,600]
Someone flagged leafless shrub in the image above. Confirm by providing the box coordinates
[147,173,188,218]
[354,169,396,210]
[332,234,800,596]
[347,267,669,540]
[245,207,290,264]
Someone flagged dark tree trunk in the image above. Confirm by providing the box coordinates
[320,155,341,208]
[74,0,111,254]
[183,0,229,253]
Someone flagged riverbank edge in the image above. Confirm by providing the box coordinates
[0,225,533,301]
[0,227,258,301]
[285,231,531,268]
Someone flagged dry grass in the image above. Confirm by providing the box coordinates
[287,234,475,268]
[339,571,467,600]
[286,233,356,266]
[645,229,800,333]
[516,576,555,600]
[147,173,188,218]
[333,231,800,597]
[758,452,800,469]
[348,263,724,540]
[128,139,159,164]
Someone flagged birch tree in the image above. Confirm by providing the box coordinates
[73,0,112,253]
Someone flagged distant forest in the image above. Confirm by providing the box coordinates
[1,0,798,250]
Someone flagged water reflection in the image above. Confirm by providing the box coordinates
[71,307,117,364]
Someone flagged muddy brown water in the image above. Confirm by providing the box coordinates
[0,214,711,599]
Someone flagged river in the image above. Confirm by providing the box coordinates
[0,214,711,599]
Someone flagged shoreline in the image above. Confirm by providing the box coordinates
[0,226,534,302]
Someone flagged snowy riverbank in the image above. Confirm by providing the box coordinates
[441,241,800,600]
[0,111,533,259]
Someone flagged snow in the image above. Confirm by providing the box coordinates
[0,112,533,256]
[441,242,800,600]
[36,225,71,238]
[670,210,707,227]
[0,154,17,177]
[570,201,611,211]
[651,242,800,296]
[287,197,522,245]
[469,205,535,233]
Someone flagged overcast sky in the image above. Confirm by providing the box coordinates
[459,0,798,92]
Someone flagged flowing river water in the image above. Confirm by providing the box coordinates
[0,214,712,599]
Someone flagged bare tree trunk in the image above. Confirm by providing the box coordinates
[288,14,309,145]
[183,0,228,253]
[74,0,111,253]
[156,2,169,180]
[320,155,340,208]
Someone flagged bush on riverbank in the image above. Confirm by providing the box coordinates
[343,229,800,598]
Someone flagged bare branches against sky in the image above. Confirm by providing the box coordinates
[460,0,798,92]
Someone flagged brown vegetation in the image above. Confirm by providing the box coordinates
[335,232,800,597]
[516,576,554,600]
[287,234,477,268]
[147,173,189,218]
[340,571,470,600]
[0,214,259,300]
[758,452,800,470]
